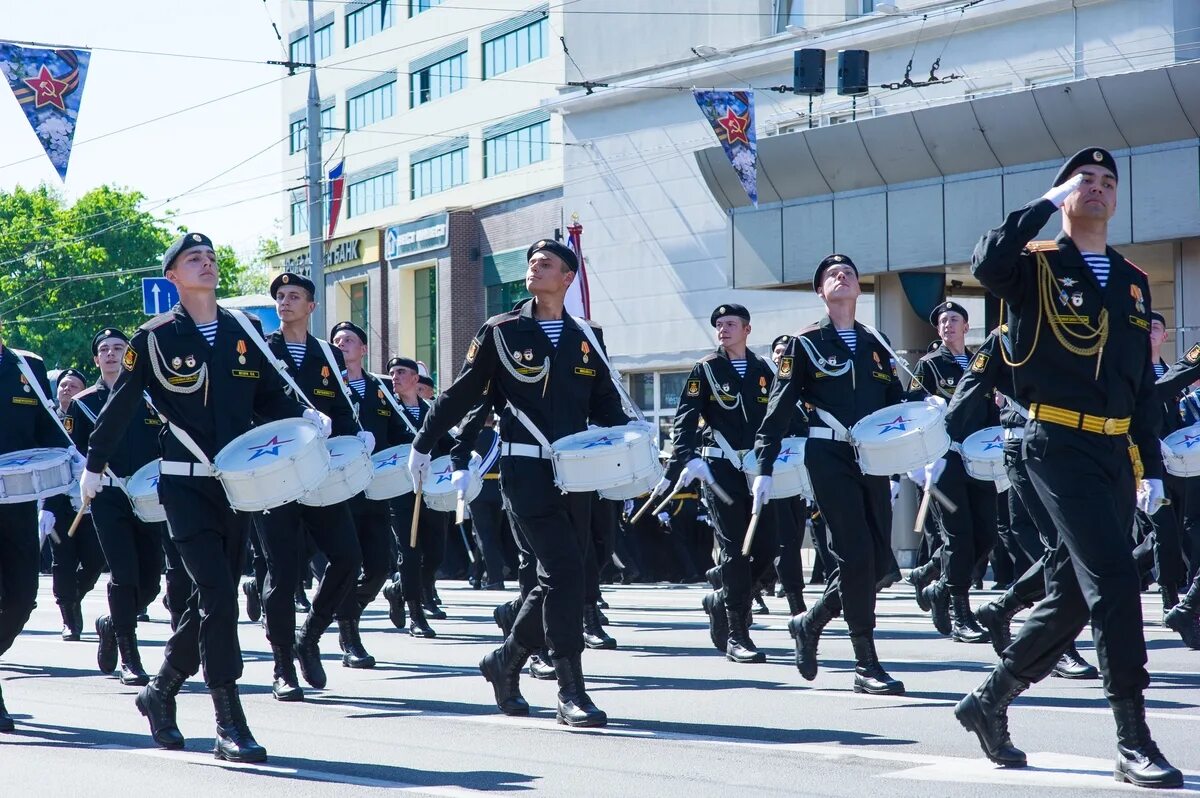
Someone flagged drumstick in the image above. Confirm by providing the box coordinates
[708,480,734,506]
[410,487,422,548]
[741,512,761,557]
[67,498,90,538]
[455,491,466,526]
[913,482,934,533]
[647,477,686,519]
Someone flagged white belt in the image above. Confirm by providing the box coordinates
[806,427,849,442]
[1003,427,1025,441]
[160,460,218,477]
[500,442,550,459]
[700,446,747,462]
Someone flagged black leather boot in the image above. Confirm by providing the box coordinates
[116,629,150,686]
[788,595,834,681]
[382,579,406,628]
[337,619,376,669]
[583,604,617,650]
[701,590,728,652]
[1111,694,1183,788]
[954,664,1028,767]
[294,583,311,614]
[271,644,303,701]
[850,633,904,695]
[785,590,806,621]
[96,614,118,673]
[60,603,80,641]
[1163,604,1200,650]
[975,592,1026,657]
[135,662,187,749]
[407,600,437,638]
[552,653,607,727]
[705,565,723,590]
[1052,645,1099,679]
[295,613,331,689]
[242,577,261,623]
[479,637,531,716]
[493,599,519,638]
[752,592,770,615]
[211,683,268,763]
[949,592,991,644]
[528,649,557,680]
[922,580,952,635]
[594,603,610,626]
[1160,584,1179,618]
[726,605,765,663]
[71,602,84,639]
[0,683,14,732]
[905,560,939,611]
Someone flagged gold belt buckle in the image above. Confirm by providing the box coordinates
[1102,418,1119,435]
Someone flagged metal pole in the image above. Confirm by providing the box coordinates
[305,0,325,336]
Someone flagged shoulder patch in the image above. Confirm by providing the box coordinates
[63,416,73,434]
[686,379,700,397]
[466,338,480,364]
[970,353,990,373]
[778,356,793,379]
[123,347,138,371]
[1025,240,1057,252]
[1186,343,1200,365]
[140,311,175,331]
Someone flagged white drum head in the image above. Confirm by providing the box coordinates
[214,419,322,472]
[1163,422,1200,477]
[960,426,1006,482]
[851,402,950,476]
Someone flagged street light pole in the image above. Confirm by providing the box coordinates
[304,0,325,335]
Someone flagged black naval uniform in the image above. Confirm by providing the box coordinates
[0,346,69,730]
[668,346,778,662]
[1146,355,1189,607]
[85,304,305,755]
[251,330,363,695]
[416,296,630,726]
[755,315,912,692]
[45,418,104,640]
[69,379,166,681]
[772,397,811,616]
[468,424,507,588]
[1156,344,1200,645]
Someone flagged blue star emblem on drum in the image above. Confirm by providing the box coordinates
[583,434,618,448]
[877,415,912,434]
[0,456,34,467]
[1184,433,1200,449]
[983,434,1004,451]
[246,434,294,461]
[777,445,798,463]
[375,453,401,470]
[434,464,454,483]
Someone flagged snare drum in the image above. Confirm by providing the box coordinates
[364,444,413,500]
[550,424,664,499]
[213,418,330,512]
[742,438,812,501]
[300,435,373,507]
[422,454,483,512]
[850,402,951,476]
[0,448,75,504]
[1162,422,1200,478]
[126,459,167,523]
[960,426,1007,482]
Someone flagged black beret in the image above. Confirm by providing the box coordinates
[710,303,750,327]
[270,271,316,298]
[418,375,434,389]
[1150,311,1166,327]
[330,320,367,345]
[813,253,858,292]
[929,300,969,326]
[387,356,419,373]
[58,368,89,387]
[162,232,214,273]
[1052,147,1117,187]
[91,327,129,355]
[526,238,578,272]
[771,334,793,350]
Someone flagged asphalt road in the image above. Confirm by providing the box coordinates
[1,577,1198,796]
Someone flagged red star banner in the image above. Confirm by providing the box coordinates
[694,90,757,205]
[0,43,92,180]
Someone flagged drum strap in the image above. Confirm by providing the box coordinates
[505,401,554,451]
[11,351,72,444]
[371,375,421,436]
[859,323,925,392]
[569,315,645,423]
[315,338,362,429]
[812,407,852,441]
[141,392,217,474]
[224,308,317,412]
[708,429,745,466]
[74,397,99,425]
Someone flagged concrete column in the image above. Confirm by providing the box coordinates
[1177,238,1200,356]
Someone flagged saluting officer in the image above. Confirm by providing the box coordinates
[69,329,167,686]
[754,254,932,695]
[410,237,632,728]
[251,272,365,701]
[957,148,1181,787]
[80,232,322,763]
[0,322,73,732]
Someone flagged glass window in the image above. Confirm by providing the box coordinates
[410,0,446,16]
[410,52,466,108]
[485,279,529,318]
[628,372,655,413]
[346,170,396,217]
[484,120,549,177]
[290,106,339,154]
[350,281,369,332]
[346,0,391,47]
[483,17,548,78]
[290,199,307,235]
[290,23,333,63]
[410,147,468,199]
[347,81,395,131]
[414,267,438,382]
[659,372,689,410]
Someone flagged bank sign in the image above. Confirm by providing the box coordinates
[282,238,364,277]
[385,213,448,260]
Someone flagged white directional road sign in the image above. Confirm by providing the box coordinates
[141,277,179,315]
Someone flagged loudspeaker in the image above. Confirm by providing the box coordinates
[793,49,825,96]
[837,49,870,96]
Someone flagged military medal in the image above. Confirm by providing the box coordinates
[721,383,730,393]
[1071,292,1083,307]
[172,357,182,369]
[185,355,196,368]
[20,374,30,393]
[512,350,522,361]
[759,375,767,394]
[236,339,248,365]
[581,341,590,364]
[321,365,330,386]
[827,356,836,366]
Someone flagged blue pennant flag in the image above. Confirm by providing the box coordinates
[0,44,91,181]
[694,89,757,206]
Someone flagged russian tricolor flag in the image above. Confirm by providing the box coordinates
[327,159,345,241]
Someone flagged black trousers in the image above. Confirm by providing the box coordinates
[804,440,894,635]
[91,489,164,633]
[585,497,613,602]
[0,501,39,657]
[1184,477,1200,583]
[1149,474,1188,590]
[1004,423,1148,700]
[423,510,451,595]
[469,486,508,586]
[160,524,192,625]
[387,493,447,602]
[159,476,248,687]
[773,494,808,594]
[932,452,998,591]
[46,494,105,608]
[704,458,777,613]
[253,500,361,645]
[503,458,591,659]
[341,494,394,620]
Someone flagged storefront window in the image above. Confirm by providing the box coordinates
[659,371,689,410]
[485,279,529,317]
[415,267,437,383]
[350,281,368,335]
[628,372,654,412]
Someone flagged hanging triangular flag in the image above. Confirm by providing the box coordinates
[0,44,91,181]
[564,219,591,320]
[327,159,345,241]
[694,89,757,206]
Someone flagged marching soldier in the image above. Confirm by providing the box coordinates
[957,148,1181,787]
[1145,312,1188,615]
[768,333,811,619]
[753,254,932,695]
[466,413,507,590]
[0,323,73,732]
[79,232,322,762]
[69,329,166,685]
[410,237,633,727]
[251,272,365,701]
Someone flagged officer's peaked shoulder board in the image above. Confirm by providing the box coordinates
[140,311,175,331]
[73,385,101,400]
[1024,240,1057,253]
[1126,258,1148,278]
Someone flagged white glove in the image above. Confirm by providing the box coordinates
[924,395,947,412]
[657,511,671,525]
[924,457,947,486]
[450,469,471,495]
[408,448,432,486]
[1139,478,1166,514]
[39,510,55,542]
[995,474,1012,494]
[906,467,926,486]
[80,469,104,502]
[652,475,673,497]
[303,408,332,438]
[680,457,714,487]
[889,478,901,504]
[356,430,375,452]
[1041,172,1085,209]
[751,474,772,514]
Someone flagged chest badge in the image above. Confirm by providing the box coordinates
[523,349,533,362]
[321,365,331,386]
[1071,292,1084,308]
[873,351,882,370]
[581,341,590,364]
[185,355,197,368]
[19,374,30,393]
[721,382,730,393]
[236,339,248,365]
[511,350,522,361]
[1059,277,1077,288]
[827,356,837,366]
[759,375,767,395]
[171,357,182,369]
